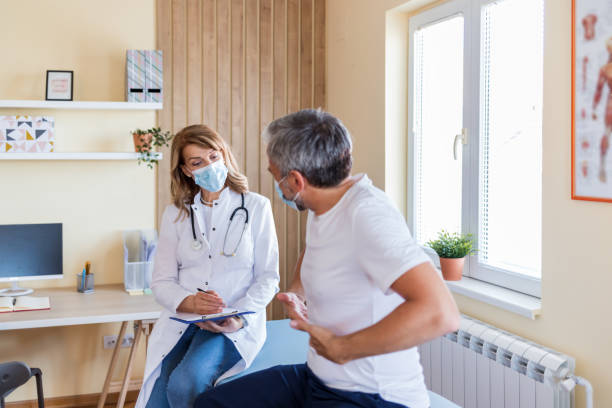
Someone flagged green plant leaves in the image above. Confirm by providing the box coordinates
[133,127,173,169]
[426,230,476,259]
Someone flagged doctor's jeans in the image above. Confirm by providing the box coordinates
[145,324,241,408]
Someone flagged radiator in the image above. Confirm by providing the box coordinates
[418,315,576,408]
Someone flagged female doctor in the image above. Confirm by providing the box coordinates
[135,124,280,408]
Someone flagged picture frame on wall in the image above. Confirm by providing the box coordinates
[45,70,73,101]
[572,0,612,202]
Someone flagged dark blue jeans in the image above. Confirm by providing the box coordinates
[194,364,409,408]
[146,325,241,408]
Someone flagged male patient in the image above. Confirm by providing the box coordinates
[195,109,460,408]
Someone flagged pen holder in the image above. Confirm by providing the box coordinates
[77,273,95,293]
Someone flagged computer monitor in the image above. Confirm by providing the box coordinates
[0,223,63,296]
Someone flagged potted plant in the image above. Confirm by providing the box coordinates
[426,230,476,281]
[131,127,173,169]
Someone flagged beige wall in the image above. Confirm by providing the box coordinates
[0,0,157,401]
[327,1,612,407]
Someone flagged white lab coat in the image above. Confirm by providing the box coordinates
[135,188,279,408]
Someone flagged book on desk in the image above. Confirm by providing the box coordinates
[0,296,50,313]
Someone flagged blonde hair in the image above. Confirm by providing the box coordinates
[170,124,248,220]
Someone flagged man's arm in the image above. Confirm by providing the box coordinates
[292,261,460,364]
[277,248,308,320]
[287,248,305,295]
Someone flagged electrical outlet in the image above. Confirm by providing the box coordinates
[103,334,135,349]
[121,334,134,348]
[103,335,117,349]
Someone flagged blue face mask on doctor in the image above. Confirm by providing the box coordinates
[192,159,228,192]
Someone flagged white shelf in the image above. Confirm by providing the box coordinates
[0,152,162,160]
[0,100,162,110]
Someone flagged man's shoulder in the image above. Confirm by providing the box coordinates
[344,178,399,217]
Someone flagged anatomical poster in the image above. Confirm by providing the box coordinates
[573,0,612,202]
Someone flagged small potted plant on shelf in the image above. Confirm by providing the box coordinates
[131,127,173,169]
[426,230,476,281]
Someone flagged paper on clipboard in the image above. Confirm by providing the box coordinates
[170,308,255,324]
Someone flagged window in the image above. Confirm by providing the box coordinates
[408,0,544,297]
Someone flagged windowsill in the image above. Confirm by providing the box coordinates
[445,276,541,320]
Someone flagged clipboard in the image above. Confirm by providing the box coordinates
[170,309,255,324]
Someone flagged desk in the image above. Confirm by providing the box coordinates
[0,284,162,408]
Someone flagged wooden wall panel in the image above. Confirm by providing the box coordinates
[202,0,217,127]
[172,0,188,131]
[245,0,260,192]
[286,0,300,292]
[187,0,202,125]
[157,0,326,320]
[299,0,312,255]
[271,0,287,320]
[230,0,244,167]
[217,0,231,143]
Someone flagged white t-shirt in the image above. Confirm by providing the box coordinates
[302,174,432,408]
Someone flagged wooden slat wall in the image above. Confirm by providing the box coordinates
[157,0,326,320]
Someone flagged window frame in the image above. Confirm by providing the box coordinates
[407,0,542,298]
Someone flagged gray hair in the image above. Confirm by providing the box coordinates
[264,109,353,187]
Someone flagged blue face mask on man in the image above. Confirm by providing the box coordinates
[274,175,304,211]
[192,159,228,192]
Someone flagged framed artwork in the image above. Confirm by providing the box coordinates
[0,116,55,153]
[45,70,73,101]
[572,0,612,202]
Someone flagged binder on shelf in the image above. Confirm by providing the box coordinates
[145,50,163,103]
[126,50,146,102]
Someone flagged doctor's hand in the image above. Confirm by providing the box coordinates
[193,290,226,315]
[196,317,243,333]
[290,320,350,365]
[277,292,308,322]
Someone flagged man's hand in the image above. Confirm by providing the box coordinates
[290,320,350,365]
[277,292,308,322]
[196,316,243,333]
[193,290,225,315]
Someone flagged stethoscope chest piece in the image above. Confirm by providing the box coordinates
[192,240,203,251]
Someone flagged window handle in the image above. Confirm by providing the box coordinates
[453,128,468,160]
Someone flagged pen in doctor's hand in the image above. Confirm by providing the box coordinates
[195,288,226,309]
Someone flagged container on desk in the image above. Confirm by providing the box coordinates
[123,229,157,292]
[124,261,154,291]
[77,273,94,293]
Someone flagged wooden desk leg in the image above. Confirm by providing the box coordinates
[116,320,143,408]
[141,320,155,354]
[97,321,128,408]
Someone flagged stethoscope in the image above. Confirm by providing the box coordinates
[190,193,249,257]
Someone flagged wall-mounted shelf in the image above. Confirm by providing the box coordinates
[0,152,162,160]
[0,100,162,110]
